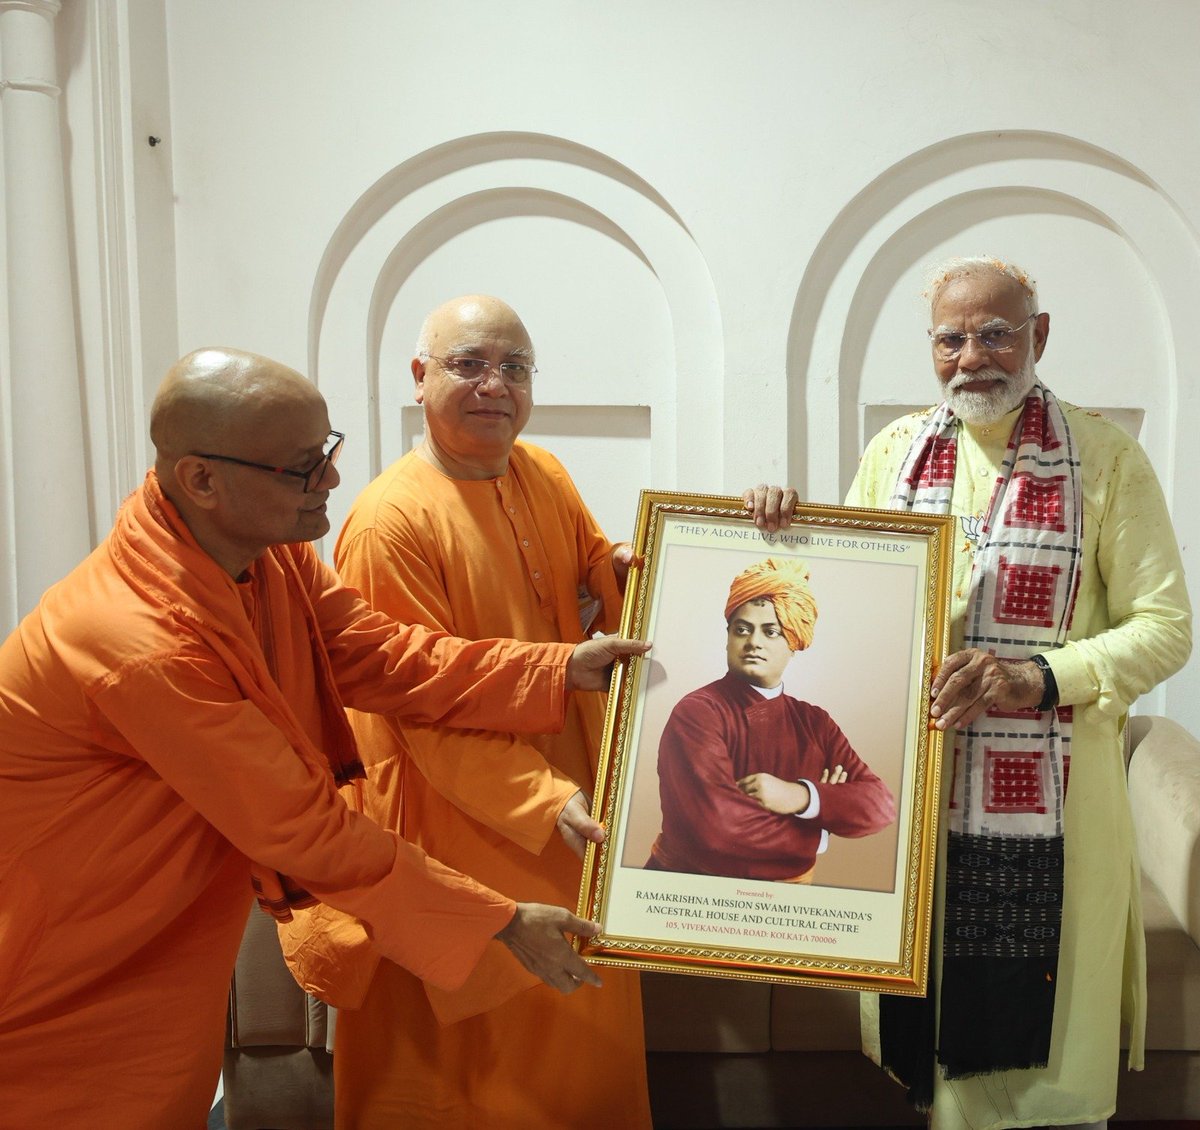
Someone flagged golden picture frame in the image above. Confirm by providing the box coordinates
[576,492,954,996]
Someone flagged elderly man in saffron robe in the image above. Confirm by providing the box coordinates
[746,256,1192,1128]
[646,557,896,882]
[0,347,646,1129]
[279,295,653,1128]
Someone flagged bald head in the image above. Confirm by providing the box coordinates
[150,348,323,466]
[148,348,338,577]
[414,295,534,360]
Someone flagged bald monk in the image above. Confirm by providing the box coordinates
[281,296,652,1128]
[646,557,896,880]
[0,347,647,1128]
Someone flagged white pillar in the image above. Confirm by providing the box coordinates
[1,0,91,617]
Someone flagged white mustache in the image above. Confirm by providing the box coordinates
[948,366,1012,391]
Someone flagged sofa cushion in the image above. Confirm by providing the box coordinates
[1143,871,1200,1052]
[769,982,863,1051]
[221,1046,333,1130]
[642,972,772,1053]
[647,1050,923,1127]
[1128,715,1200,943]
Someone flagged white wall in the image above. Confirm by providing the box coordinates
[57,0,178,526]
[6,0,1199,726]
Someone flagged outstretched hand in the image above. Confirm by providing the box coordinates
[566,635,652,692]
[557,789,605,859]
[742,483,799,533]
[496,903,603,994]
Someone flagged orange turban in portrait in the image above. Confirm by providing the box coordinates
[724,557,818,652]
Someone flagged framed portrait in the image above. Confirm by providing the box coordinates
[576,492,954,996]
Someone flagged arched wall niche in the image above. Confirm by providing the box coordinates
[307,130,691,367]
[841,186,1165,466]
[363,188,653,465]
[308,131,722,542]
[787,129,1199,502]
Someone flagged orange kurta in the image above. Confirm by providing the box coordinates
[295,443,651,1128]
[0,472,573,1128]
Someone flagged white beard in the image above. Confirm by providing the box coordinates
[942,353,1037,424]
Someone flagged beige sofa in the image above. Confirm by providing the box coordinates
[223,714,1200,1127]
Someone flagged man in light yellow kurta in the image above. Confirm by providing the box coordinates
[282,296,652,1128]
[750,257,1190,1128]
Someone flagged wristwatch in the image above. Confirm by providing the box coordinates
[1030,653,1059,712]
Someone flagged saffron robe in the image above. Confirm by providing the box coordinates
[284,443,652,1129]
[647,672,896,879]
[0,472,574,1129]
[849,400,1192,1128]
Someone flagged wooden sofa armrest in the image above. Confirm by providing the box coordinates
[1127,714,1200,947]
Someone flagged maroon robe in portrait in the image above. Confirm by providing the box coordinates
[647,673,895,879]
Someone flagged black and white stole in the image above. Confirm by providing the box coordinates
[877,382,1083,1107]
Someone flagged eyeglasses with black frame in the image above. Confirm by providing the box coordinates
[927,314,1037,361]
[194,430,345,492]
[424,354,537,386]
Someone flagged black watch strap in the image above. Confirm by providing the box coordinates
[1031,653,1059,713]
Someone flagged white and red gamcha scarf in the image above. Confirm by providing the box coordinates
[876,382,1083,1109]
